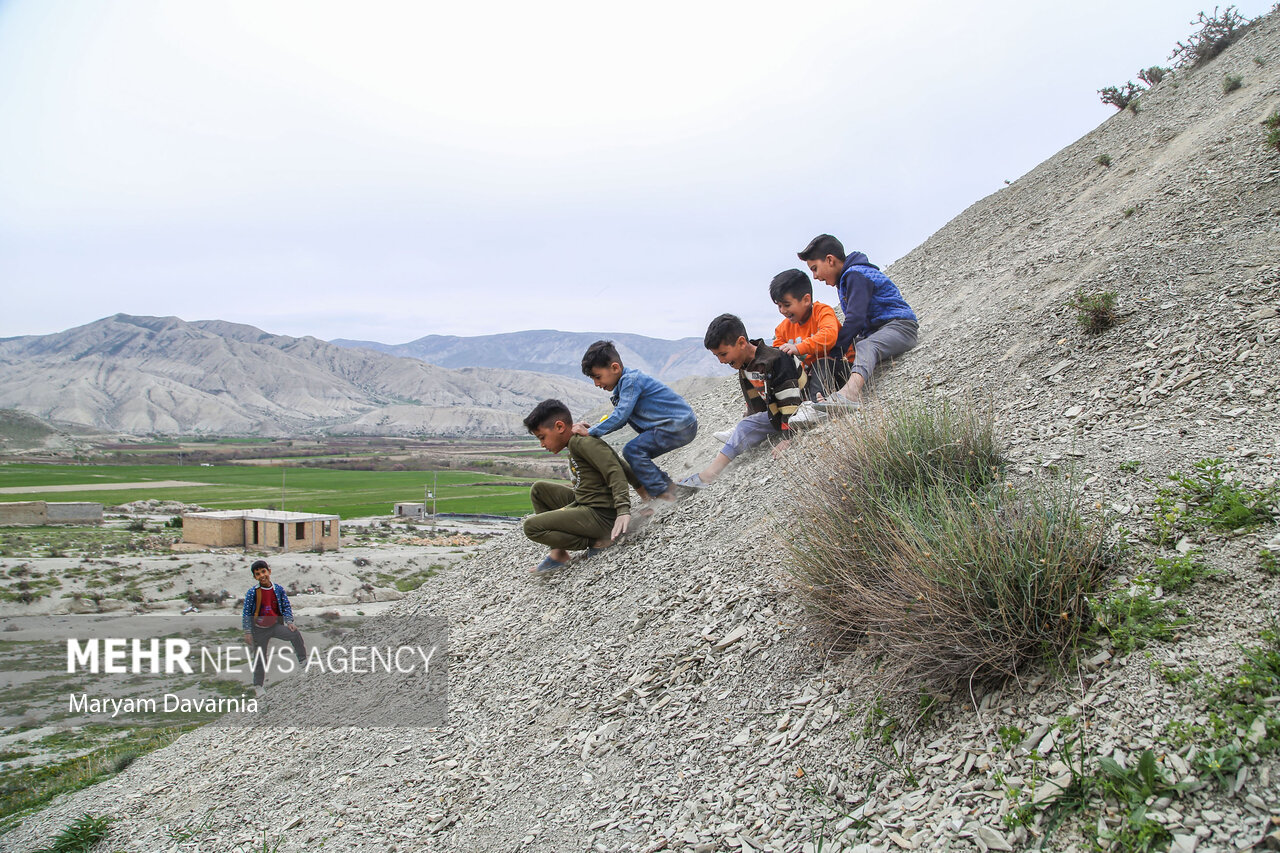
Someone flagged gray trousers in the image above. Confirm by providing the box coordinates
[850,318,919,383]
[721,412,780,460]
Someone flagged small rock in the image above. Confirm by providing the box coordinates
[974,825,1013,852]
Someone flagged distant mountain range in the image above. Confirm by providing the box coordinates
[330,330,722,382]
[0,315,605,436]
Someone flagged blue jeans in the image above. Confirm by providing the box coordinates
[623,419,698,498]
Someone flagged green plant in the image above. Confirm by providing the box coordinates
[1171,6,1253,68]
[1260,549,1280,576]
[1123,206,1136,218]
[784,397,1112,689]
[1161,628,1280,788]
[1066,289,1118,334]
[0,727,193,828]
[1193,744,1245,787]
[1027,719,1187,852]
[861,695,900,745]
[1153,458,1278,541]
[1144,551,1216,593]
[998,724,1026,752]
[1099,82,1143,110]
[1138,66,1169,86]
[1255,56,1266,66]
[1156,660,1202,685]
[32,813,113,853]
[1092,584,1187,654]
[255,831,281,853]
[1128,97,1142,115]
[1119,460,1143,473]
[1264,110,1280,152]
[1223,73,1243,93]
[1095,153,1112,167]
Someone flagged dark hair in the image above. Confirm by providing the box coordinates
[769,269,812,303]
[523,399,572,433]
[703,313,748,350]
[580,340,622,376]
[797,234,845,262]
[250,559,269,575]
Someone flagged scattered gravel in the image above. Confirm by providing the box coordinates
[6,12,1280,853]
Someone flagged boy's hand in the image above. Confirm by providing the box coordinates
[243,632,252,646]
[779,341,800,356]
[287,622,297,632]
[571,422,591,436]
[771,439,791,459]
[611,514,630,540]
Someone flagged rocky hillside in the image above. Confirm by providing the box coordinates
[332,329,723,383]
[6,13,1280,853]
[0,315,601,436]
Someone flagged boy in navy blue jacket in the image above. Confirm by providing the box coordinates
[241,559,306,692]
[572,340,698,506]
[798,234,919,404]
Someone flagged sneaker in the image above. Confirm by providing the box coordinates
[813,393,861,413]
[713,430,733,443]
[253,685,267,699]
[677,473,710,490]
[531,555,569,575]
[788,400,827,426]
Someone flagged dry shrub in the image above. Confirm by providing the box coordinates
[784,397,1112,692]
[1171,6,1253,68]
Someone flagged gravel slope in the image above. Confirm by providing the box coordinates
[5,13,1280,853]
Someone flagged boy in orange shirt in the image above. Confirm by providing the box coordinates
[769,269,847,403]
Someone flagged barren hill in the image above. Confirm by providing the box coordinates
[6,13,1280,853]
[0,315,601,436]
[332,330,723,383]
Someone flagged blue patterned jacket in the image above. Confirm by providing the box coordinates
[241,583,295,631]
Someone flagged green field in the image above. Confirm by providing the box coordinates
[0,464,541,518]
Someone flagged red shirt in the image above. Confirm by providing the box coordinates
[253,585,279,628]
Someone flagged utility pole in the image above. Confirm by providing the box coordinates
[281,462,286,512]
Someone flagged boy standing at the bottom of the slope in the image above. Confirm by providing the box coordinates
[242,559,306,695]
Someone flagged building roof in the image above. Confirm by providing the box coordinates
[185,509,340,522]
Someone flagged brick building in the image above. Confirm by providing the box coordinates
[182,509,340,552]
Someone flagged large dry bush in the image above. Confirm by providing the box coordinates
[784,397,1112,691]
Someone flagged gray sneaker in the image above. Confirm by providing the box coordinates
[813,393,861,413]
[713,430,733,443]
[788,401,827,425]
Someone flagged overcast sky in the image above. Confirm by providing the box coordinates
[1,1,1273,345]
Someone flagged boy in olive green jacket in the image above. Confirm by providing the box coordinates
[522,398,641,574]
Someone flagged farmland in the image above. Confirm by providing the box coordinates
[0,463,539,518]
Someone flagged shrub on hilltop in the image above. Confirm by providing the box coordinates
[1099,82,1143,110]
[1171,6,1254,68]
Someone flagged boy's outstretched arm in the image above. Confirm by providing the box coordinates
[588,375,640,437]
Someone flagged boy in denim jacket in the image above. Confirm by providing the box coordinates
[572,340,698,506]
